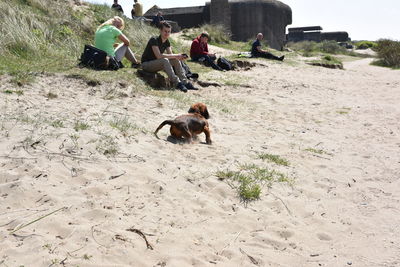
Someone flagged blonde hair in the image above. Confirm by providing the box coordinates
[98,16,125,31]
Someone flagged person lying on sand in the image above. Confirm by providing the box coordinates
[141,21,196,92]
[251,33,284,61]
[94,16,140,68]
[190,32,224,71]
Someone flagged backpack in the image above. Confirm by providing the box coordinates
[79,45,120,70]
[217,57,233,71]
[178,61,199,80]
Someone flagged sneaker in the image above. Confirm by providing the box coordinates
[177,82,188,93]
[185,82,198,90]
[131,62,141,68]
[279,55,285,61]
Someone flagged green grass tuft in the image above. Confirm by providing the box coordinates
[216,164,292,204]
[258,153,290,166]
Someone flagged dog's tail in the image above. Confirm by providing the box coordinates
[154,120,176,139]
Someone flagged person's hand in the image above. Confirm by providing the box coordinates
[113,43,119,48]
[177,54,187,61]
[210,53,216,57]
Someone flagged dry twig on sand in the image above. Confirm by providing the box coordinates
[126,227,154,250]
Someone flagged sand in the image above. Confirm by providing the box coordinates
[0,53,399,267]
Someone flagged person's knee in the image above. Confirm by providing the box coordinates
[160,58,170,65]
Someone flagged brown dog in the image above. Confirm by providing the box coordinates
[188,103,209,119]
[154,103,212,144]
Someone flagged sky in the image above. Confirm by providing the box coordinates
[85,0,400,41]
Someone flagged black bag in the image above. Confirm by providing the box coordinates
[79,45,120,70]
[179,61,199,80]
[217,57,233,71]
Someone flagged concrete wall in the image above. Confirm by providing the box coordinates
[210,0,231,32]
[229,0,292,50]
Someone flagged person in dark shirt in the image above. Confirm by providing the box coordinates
[141,22,196,92]
[111,0,124,13]
[251,33,284,61]
[151,12,165,28]
[190,32,223,71]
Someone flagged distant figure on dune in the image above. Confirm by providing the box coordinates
[251,33,284,61]
[111,0,124,13]
[151,12,165,28]
[94,16,140,68]
[133,0,143,18]
[190,32,224,71]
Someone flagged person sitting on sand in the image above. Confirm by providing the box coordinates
[251,33,284,61]
[94,16,140,68]
[141,22,196,92]
[111,0,124,13]
[151,12,164,28]
[190,32,224,71]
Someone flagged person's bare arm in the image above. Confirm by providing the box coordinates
[118,34,130,46]
[152,46,185,60]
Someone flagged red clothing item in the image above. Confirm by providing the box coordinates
[190,36,209,58]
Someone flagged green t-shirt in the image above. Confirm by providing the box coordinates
[94,25,122,57]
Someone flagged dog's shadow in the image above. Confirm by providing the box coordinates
[166,135,207,145]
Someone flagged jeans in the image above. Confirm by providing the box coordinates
[252,51,281,60]
[192,54,221,70]
[141,58,187,86]
[114,44,139,64]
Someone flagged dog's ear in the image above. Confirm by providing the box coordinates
[202,106,210,119]
[188,106,200,114]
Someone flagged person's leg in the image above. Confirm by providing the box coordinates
[115,44,139,63]
[192,55,222,70]
[202,55,222,70]
[169,59,187,84]
[259,51,282,61]
[142,58,181,85]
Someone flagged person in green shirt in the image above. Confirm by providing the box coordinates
[94,16,140,68]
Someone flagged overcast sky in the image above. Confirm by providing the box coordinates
[84,0,400,41]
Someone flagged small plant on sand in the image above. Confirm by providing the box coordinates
[73,121,90,131]
[109,116,135,137]
[96,135,119,157]
[216,164,292,204]
[258,153,290,166]
[51,119,64,128]
[305,148,333,156]
[46,92,58,99]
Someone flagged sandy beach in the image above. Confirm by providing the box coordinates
[1,52,399,266]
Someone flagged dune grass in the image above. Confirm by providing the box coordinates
[216,164,292,204]
[257,153,290,166]
[372,39,400,69]
[0,0,158,86]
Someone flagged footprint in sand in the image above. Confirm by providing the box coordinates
[317,232,332,241]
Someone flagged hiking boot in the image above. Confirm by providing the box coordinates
[185,82,198,90]
[177,82,188,93]
[131,62,141,69]
[279,55,285,61]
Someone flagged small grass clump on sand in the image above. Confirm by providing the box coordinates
[373,39,400,69]
[258,153,290,166]
[73,121,90,131]
[305,148,333,156]
[216,164,292,204]
[96,135,119,157]
[308,55,344,69]
[109,116,138,137]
